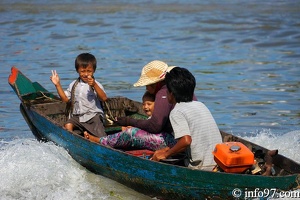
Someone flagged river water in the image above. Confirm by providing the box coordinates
[0,1,299,199]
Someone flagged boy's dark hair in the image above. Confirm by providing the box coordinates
[142,91,155,102]
[75,53,97,72]
[165,67,195,103]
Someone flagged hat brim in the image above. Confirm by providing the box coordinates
[133,62,174,87]
[133,76,163,87]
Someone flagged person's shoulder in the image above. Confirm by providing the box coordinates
[71,79,78,83]
[155,86,168,100]
[192,100,203,105]
[175,101,204,111]
[68,79,78,86]
[177,101,199,106]
[189,101,208,110]
[157,85,167,94]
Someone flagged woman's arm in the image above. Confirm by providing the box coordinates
[119,86,172,133]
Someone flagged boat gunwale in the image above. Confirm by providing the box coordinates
[10,66,300,199]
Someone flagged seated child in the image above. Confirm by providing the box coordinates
[141,91,155,119]
[50,53,107,137]
[121,91,155,131]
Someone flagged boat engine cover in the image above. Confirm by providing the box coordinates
[213,142,255,173]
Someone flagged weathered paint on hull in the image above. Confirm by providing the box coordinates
[10,67,300,200]
[20,103,299,200]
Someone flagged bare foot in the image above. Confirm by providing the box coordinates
[83,131,90,139]
[84,131,100,143]
[121,126,132,131]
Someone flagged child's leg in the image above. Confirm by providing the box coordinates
[132,130,169,151]
[100,127,169,151]
[64,116,83,133]
[64,123,74,132]
[83,113,106,137]
[82,129,128,146]
[84,127,172,151]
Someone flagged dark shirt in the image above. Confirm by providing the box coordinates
[129,85,197,134]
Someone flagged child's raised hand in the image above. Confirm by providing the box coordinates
[50,70,60,86]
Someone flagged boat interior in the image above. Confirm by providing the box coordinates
[23,95,300,178]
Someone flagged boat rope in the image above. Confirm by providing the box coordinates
[36,91,60,102]
[104,101,116,125]
[65,78,80,119]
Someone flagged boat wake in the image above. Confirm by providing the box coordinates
[240,129,300,164]
[0,139,152,200]
[0,129,298,199]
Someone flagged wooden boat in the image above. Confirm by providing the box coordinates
[8,67,300,200]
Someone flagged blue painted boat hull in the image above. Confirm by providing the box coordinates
[10,67,300,199]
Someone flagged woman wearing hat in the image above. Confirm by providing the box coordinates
[85,60,197,150]
[114,60,197,149]
[116,60,177,133]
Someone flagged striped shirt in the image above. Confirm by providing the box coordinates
[170,101,222,170]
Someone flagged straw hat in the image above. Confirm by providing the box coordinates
[133,60,175,87]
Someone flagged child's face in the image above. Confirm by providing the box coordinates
[77,65,95,83]
[142,99,155,117]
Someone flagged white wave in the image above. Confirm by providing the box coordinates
[0,139,151,200]
[240,129,300,163]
